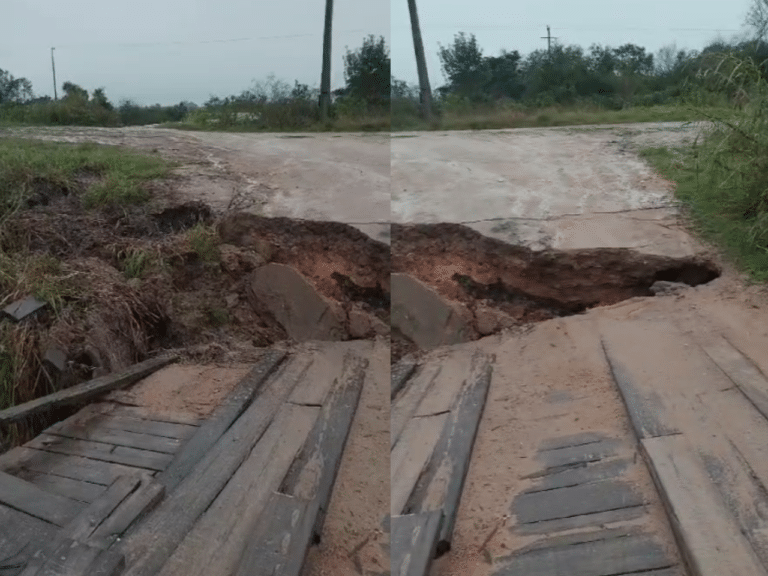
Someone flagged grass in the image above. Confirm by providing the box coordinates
[392,103,727,132]
[641,142,768,282]
[0,138,172,219]
[188,223,220,262]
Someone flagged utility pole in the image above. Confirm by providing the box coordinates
[319,0,334,122]
[407,0,433,120]
[50,47,58,100]
[541,25,558,55]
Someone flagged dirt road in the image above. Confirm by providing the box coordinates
[0,126,390,243]
[392,121,710,256]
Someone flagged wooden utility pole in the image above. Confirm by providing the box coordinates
[320,0,334,122]
[541,25,558,55]
[408,0,433,120]
[50,47,58,100]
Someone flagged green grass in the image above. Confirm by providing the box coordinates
[392,103,726,132]
[641,143,768,282]
[188,223,220,262]
[0,138,172,219]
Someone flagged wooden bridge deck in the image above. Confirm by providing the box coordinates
[0,341,377,576]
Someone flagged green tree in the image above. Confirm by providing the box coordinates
[483,50,524,99]
[343,35,391,107]
[61,81,88,101]
[0,69,33,103]
[437,32,489,99]
[92,87,113,110]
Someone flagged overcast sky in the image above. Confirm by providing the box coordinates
[1,0,389,105]
[1,1,757,106]
[392,0,755,87]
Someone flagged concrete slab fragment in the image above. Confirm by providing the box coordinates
[391,273,475,349]
[247,263,346,342]
[2,296,46,321]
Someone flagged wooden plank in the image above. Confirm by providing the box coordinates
[2,447,141,486]
[156,403,318,576]
[287,344,348,406]
[414,349,477,417]
[537,432,608,452]
[233,357,367,576]
[391,512,443,576]
[511,526,642,555]
[522,458,631,494]
[390,414,447,517]
[642,434,768,576]
[514,506,646,535]
[495,534,674,576]
[391,363,441,449]
[93,417,197,441]
[110,407,199,427]
[513,480,644,524]
[0,470,83,527]
[156,349,287,491]
[65,475,143,544]
[27,435,172,472]
[702,336,768,422]
[90,477,164,546]
[232,493,310,576]
[117,351,302,576]
[0,356,177,426]
[0,503,58,571]
[391,359,417,400]
[280,354,367,538]
[405,355,492,547]
[22,471,106,503]
[537,438,621,469]
[47,424,181,455]
[19,538,101,576]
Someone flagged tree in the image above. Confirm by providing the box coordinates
[747,0,768,42]
[483,50,524,99]
[343,35,391,107]
[92,87,113,110]
[0,69,33,104]
[612,44,654,76]
[62,81,88,101]
[438,32,489,99]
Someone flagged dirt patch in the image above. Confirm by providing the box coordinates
[392,223,719,358]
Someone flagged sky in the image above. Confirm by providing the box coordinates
[391,0,755,87]
[0,1,756,106]
[1,0,389,105]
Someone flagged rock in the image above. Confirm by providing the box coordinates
[348,307,390,339]
[225,293,240,309]
[220,244,267,276]
[474,305,517,335]
[650,281,688,296]
[391,273,476,349]
[247,263,346,341]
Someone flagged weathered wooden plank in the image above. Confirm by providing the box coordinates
[22,471,106,503]
[391,359,417,400]
[702,336,768,422]
[157,349,288,491]
[232,493,309,576]
[118,352,302,576]
[90,476,164,546]
[391,363,441,449]
[156,403,318,576]
[47,423,181,455]
[511,526,641,555]
[415,349,478,417]
[287,344,350,406]
[405,354,492,547]
[87,550,125,576]
[233,356,367,576]
[391,512,443,576]
[537,431,609,452]
[65,475,143,544]
[27,435,172,472]
[280,354,366,538]
[2,447,140,487]
[390,414,447,517]
[513,480,644,525]
[522,458,631,494]
[0,470,83,527]
[110,407,199,427]
[642,434,768,576]
[0,356,177,426]
[514,506,646,535]
[93,416,197,441]
[536,438,621,469]
[496,534,674,576]
[0,503,58,571]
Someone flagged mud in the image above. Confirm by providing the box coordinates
[392,223,720,356]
